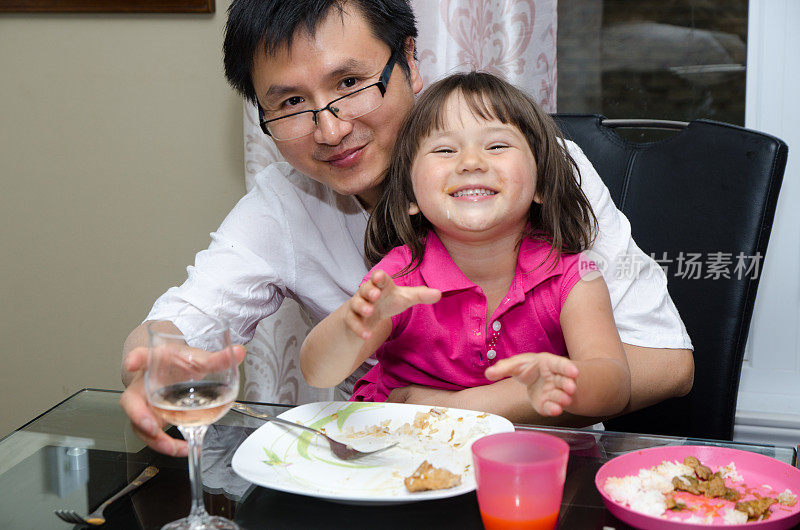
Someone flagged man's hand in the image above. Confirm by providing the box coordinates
[119,344,246,456]
[347,269,441,340]
[485,353,579,417]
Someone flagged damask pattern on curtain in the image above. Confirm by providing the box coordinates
[241,0,557,403]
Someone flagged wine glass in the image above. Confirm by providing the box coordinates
[145,316,240,530]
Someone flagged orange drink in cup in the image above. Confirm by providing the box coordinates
[471,431,569,530]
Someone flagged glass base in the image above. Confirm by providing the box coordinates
[161,514,240,530]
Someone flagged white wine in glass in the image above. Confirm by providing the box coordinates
[150,381,238,427]
[145,316,240,530]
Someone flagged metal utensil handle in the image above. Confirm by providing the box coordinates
[262,414,323,436]
[97,466,158,511]
[234,404,322,436]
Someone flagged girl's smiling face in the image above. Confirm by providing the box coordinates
[409,92,540,243]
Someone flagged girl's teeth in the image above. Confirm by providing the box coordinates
[451,188,496,198]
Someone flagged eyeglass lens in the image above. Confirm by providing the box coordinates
[260,52,397,141]
[267,86,383,141]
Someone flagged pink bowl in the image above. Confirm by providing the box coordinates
[595,445,800,530]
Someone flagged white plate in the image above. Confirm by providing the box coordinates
[231,401,514,504]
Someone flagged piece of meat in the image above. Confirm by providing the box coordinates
[665,492,689,511]
[665,492,677,510]
[684,456,713,480]
[701,474,726,497]
[404,461,462,492]
[673,475,703,495]
[676,458,741,503]
[699,473,740,501]
[719,484,741,502]
[735,497,777,521]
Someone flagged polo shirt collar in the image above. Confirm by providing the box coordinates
[418,231,566,294]
[516,236,566,293]
[418,231,476,292]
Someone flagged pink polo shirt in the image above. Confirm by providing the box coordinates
[350,231,594,402]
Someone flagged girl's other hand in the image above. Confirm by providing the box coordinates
[347,269,441,340]
[485,353,579,417]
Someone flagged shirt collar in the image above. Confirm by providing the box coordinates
[516,236,566,293]
[418,231,476,292]
[418,231,566,293]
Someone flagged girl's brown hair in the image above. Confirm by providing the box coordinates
[365,71,597,271]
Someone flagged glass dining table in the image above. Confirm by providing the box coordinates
[1,388,797,529]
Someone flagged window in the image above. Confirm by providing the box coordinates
[557,0,800,443]
[557,0,748,139]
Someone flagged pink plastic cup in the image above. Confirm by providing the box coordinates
[471,431,569,530]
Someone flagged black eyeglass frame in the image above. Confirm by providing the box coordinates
[257,52,399,139]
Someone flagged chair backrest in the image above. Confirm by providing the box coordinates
[552,114,788,440]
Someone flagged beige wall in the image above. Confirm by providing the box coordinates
[0,3,245,436]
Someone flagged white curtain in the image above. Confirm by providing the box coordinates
[414,0,556,109]
[241,0,558,403]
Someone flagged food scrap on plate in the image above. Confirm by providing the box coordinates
[404,460,462,492]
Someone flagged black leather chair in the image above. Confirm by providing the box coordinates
[552,114,788,440]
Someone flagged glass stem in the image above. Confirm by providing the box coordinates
[179,425,209,521]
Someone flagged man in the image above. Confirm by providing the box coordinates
[121,0,693,457]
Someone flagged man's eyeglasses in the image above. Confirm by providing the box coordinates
[257,52,398,141]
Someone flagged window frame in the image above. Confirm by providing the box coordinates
[0,0,213,13]
[736,0,800,438]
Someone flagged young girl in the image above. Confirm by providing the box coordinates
[300,72,630,419]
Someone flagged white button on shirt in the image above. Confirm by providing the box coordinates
[492,321,501,331]
[487,350,497,360]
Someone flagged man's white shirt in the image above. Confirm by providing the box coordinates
[147,141,692,391]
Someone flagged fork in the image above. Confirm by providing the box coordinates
[231,402,397,460]
[54,465,158,526]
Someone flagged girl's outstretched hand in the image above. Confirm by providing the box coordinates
[485,353,579,417]
[347,269,441,340]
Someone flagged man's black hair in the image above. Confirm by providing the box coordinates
[223,0,418,105]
